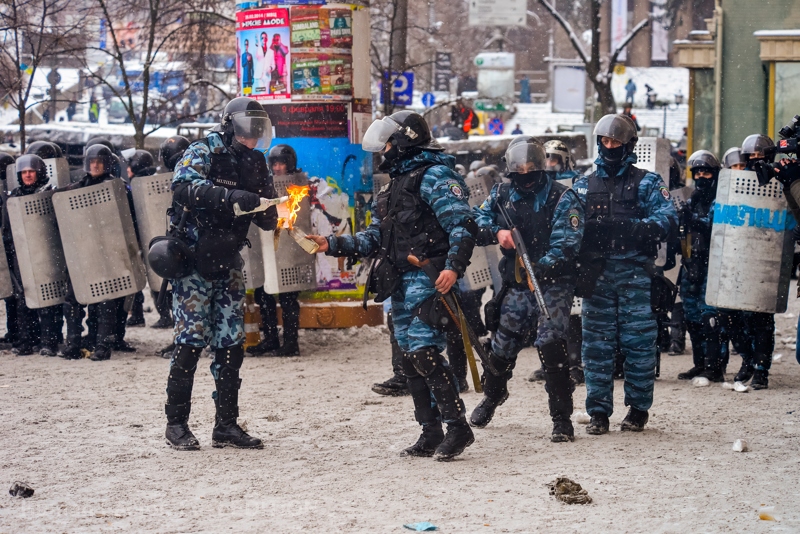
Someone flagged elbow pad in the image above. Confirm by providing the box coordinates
[174,182,228,211]
[475,226,498,247]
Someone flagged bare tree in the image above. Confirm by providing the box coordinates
[537,0,651,114]
[80,0,233,148]
[0,0,83,151]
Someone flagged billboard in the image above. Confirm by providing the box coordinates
[236,8,291,102]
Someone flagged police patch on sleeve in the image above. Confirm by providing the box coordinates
[659,186,670,200]
[445,179,467,200]
[568,209,580,229]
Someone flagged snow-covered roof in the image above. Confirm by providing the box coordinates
[754,30,800,37]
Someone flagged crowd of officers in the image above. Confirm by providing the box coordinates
[0,97,791,461]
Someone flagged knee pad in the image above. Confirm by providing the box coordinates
[214,345,245,370]
[701,314,721,336]
[401,352,418,378]
[487,347,515,377]
[407,346,446,378]
[171,344,203,376]
[538,338,569,372]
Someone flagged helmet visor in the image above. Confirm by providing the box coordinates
[84,155,110,173]
[232,112,273,149]
[362,117,400,153]
[594,115,636,144]
[505,142,546,173]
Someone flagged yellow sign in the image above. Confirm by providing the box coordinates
[614,64,626,75]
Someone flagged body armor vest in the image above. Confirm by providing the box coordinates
[682,190,715,284]
[375,164,450,273]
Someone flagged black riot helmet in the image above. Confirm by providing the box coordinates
[0,151,14,183]
[362,110,443,155]
[128,149,156,177]
[594,113,638,165]
[687,150,720,173]
[159,135,190,172]
[503,137,548,192]
[85,137,115,152]
[722,147,746,169]
[15,154,49,189]
[267,144,298,174]
[26,141,62,159]
[220,97,273,148]
[83,144,114,176]
[741,134,775,162]
[454,164,466,177]
[148,235,194,280]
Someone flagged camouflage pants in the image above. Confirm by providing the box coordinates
[582,260,657,416]
[390,270,446,353]
[680,268,716,323]
[492,282,573,363]
[172,269,245,349]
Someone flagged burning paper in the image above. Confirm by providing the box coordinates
[273,184,317,254]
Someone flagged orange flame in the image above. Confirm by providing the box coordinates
[278,184,309,230]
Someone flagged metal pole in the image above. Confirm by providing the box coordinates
[389,0,408,110]
[663,104,667,139]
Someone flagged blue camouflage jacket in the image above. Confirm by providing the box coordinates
[573,152,678,262]
[473,178,584,271]
[326,150,475,273]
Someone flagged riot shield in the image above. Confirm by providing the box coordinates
[705,169,794,313]
[0,239,12,299]
[262,173,317,294]
[5,190,69,308]
[131,172,173,290]
[461,246,493,291]
[635,137,674,268]
[53,178,147,305]
[242,223,265,290]
[464,171,494,208]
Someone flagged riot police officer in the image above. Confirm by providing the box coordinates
[544,139,579,183]
[126,149,158,328]
[5,155,60,355]
[61,145,131,362]
[306,110,477,461]
[574,114,677,434]
[722,147,746,171]
[676,150,725,382]
[249,144,302,357]
[470,137,584,442]
[160,97,277,450]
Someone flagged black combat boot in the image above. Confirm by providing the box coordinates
[247,335,280,356]
[528,367,545,382]
[751,370,769,390]
[401,373,444,457]
[151,316,173,329]
[540,340,575,443]
[407,347,473,461]
[678,322,705,380]
[89,343,112,361]
[698,316,725,382]
[620,407,649,431]
[586,413,610,435]
[569,367,585,385]
[60,344,84,360]
[734,360,754,383]
[470,349,512,428]
[212,347,263,448]
[165,345,202,450]
[433,420,475,461]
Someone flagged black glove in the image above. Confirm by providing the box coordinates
[632,220,663,243]
[610,218,635,238]
[227,189,261,213]
[775,158,800,184]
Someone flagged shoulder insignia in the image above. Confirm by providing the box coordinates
[568,209,580,229]
[444,178,467,200]
[659,185,670,200]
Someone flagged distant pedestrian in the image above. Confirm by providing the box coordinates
[645,84,656,110]
[625,79,636,104]
[511,123,523,135]
[519,74,531,104]
[622,104,640,132]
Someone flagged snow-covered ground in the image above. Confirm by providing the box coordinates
[1,288,800,531]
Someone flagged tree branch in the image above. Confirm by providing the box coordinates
[608,16,651,73]
[537,0,589,65]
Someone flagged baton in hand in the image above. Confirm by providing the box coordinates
[497,202,551,320]
[407,254,498,381]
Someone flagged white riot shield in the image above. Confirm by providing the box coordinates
[242,223,265,290]
[131,172,173,290]
[465,172,493,208]
[262,173,317,294]
[53,178,147,305]
[461,246,493,291]
[0,238,12,299]
[705,169,794,313]
[6,190,69,308]
[634,138,673,267]
[570,296,582,316]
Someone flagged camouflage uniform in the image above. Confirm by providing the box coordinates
[326,150,475,427]
[574,153,677,417]
[470,177,583,430]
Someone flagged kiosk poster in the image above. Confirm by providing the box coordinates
[292,54,352,100]
[328,8,352,48]
[290,7,329,48]
[236,8,291,102]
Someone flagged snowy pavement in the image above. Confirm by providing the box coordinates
[1,289,800,532]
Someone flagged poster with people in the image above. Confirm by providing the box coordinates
[236,8,291,102]
[291,54,352,100]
